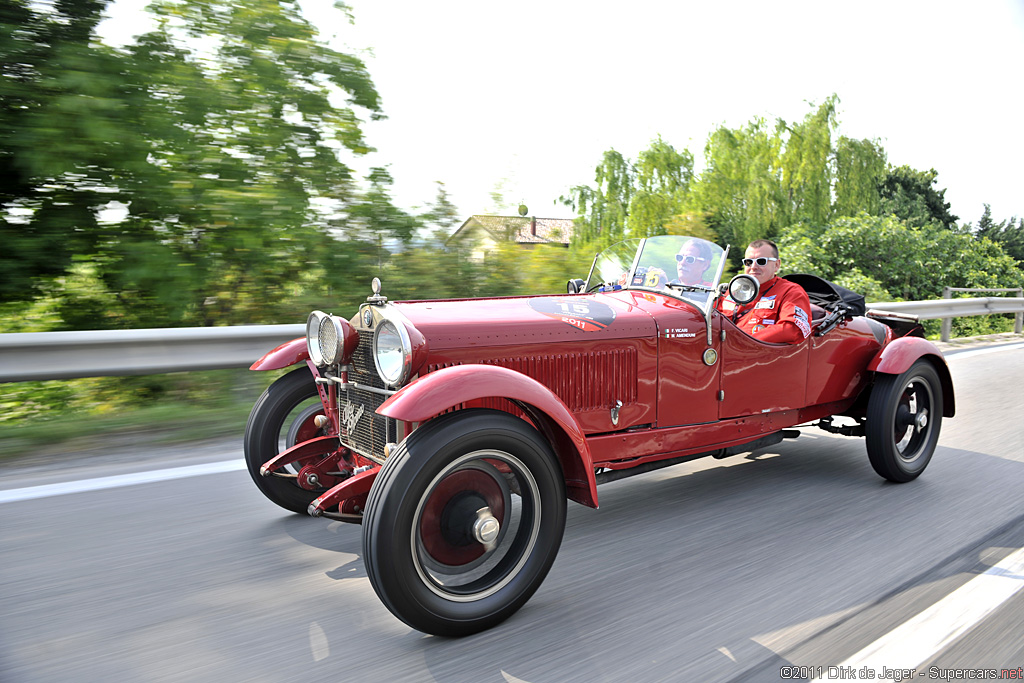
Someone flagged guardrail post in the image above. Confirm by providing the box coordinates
[941,287,952,342]
[1017,288,1023,335]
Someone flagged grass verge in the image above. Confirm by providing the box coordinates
[0,401,253,462]
[0,368,279,463]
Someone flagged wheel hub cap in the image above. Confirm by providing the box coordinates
[473,508,500,545]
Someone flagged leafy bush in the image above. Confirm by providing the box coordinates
[779,214,1024,302]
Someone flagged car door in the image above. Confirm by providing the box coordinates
[650,295,722,427]
[718,315,810,420]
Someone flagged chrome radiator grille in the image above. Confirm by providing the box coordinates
[338,330,396,462]
[349,334,382,389]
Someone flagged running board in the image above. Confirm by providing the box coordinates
[594,430,800,485]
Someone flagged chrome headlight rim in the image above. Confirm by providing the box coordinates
[306,310,329,366]
[373,317,413,388]
[318,315,346,365]
[306,310,346,367]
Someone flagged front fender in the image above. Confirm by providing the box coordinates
[250,338,308,371]
[868,337,955,417]
[378,364,599,509]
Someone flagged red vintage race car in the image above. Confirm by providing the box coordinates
[244,234,954,637]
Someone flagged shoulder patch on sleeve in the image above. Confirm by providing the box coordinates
[794,306,811,337]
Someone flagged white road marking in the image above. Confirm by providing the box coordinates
[946,342,1024,360]
[811,546,1024,679]
[0,459,246,504]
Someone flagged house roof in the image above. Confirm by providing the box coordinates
[449,215,576,245]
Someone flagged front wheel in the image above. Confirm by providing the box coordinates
[362,409,566,636]
[865,360,943,482]
[244,366,326,513]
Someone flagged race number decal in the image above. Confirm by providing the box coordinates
[529,298,617,332]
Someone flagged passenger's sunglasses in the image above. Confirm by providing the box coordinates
[676,254,706,264]
[742,257,778,267]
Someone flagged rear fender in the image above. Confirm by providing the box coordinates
[250,338,308,371]
[378,364,599,509]
[867,337,955,417]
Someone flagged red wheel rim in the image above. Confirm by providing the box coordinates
[292,410,324,445]
[419,467,507,567]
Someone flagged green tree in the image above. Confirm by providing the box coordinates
[2,0,385,328]
[834,136,886,218]
[0,0,128,305]
[348,167,420,246]
[563,99,956,263]
[628,136,694,237]
[110,0,383,326]
[420,181,461,236]
[972,204,1024,266]
[561,149,633,246]
[780,213,1023,302]
[778,96,837,227]
[878,165,958,230]
[694,117,783,251]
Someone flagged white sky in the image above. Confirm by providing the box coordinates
[99,0,1024,226]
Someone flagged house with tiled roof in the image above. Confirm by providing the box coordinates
[446,215,575,261]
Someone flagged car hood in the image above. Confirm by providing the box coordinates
[392,293,658,350]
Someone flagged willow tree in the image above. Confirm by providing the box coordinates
[561,149,633,246]
[692,97,890,253]
[834,136,887,218]
[628,136,694,237]
[778,96,837,227]
[694,116,783,250]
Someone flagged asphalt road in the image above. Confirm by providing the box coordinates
[2,341,1023,683]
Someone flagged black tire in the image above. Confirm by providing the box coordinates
[866,360,943,482]
[244,366,326,513]
[363,409,566,636]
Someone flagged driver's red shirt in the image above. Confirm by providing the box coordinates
[717,276,812,344]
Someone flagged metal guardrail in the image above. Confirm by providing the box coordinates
[866,290,1023,342]
[1,295,1023,383]
[938,287,1023,342]
[0,324,304,383]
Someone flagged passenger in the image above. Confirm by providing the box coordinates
[673,239,713,286]
[718,239,811,343]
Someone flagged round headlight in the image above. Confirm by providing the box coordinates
[306,311,328,366]
[306,311,345,366]
[728,274,760,306]
[373,319,410,387]
[318,315,346,365]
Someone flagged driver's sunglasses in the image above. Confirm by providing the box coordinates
[676,254,706,264]
[742,257,778,267]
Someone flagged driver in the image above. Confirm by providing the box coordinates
[672,239,713,286]
[718,239,811,344]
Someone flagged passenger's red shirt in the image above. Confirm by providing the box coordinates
[717,276,812,343]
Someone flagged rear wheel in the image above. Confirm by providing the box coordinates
[866,360,943,482]
[363,409,566,636]
[244,367,326,513]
